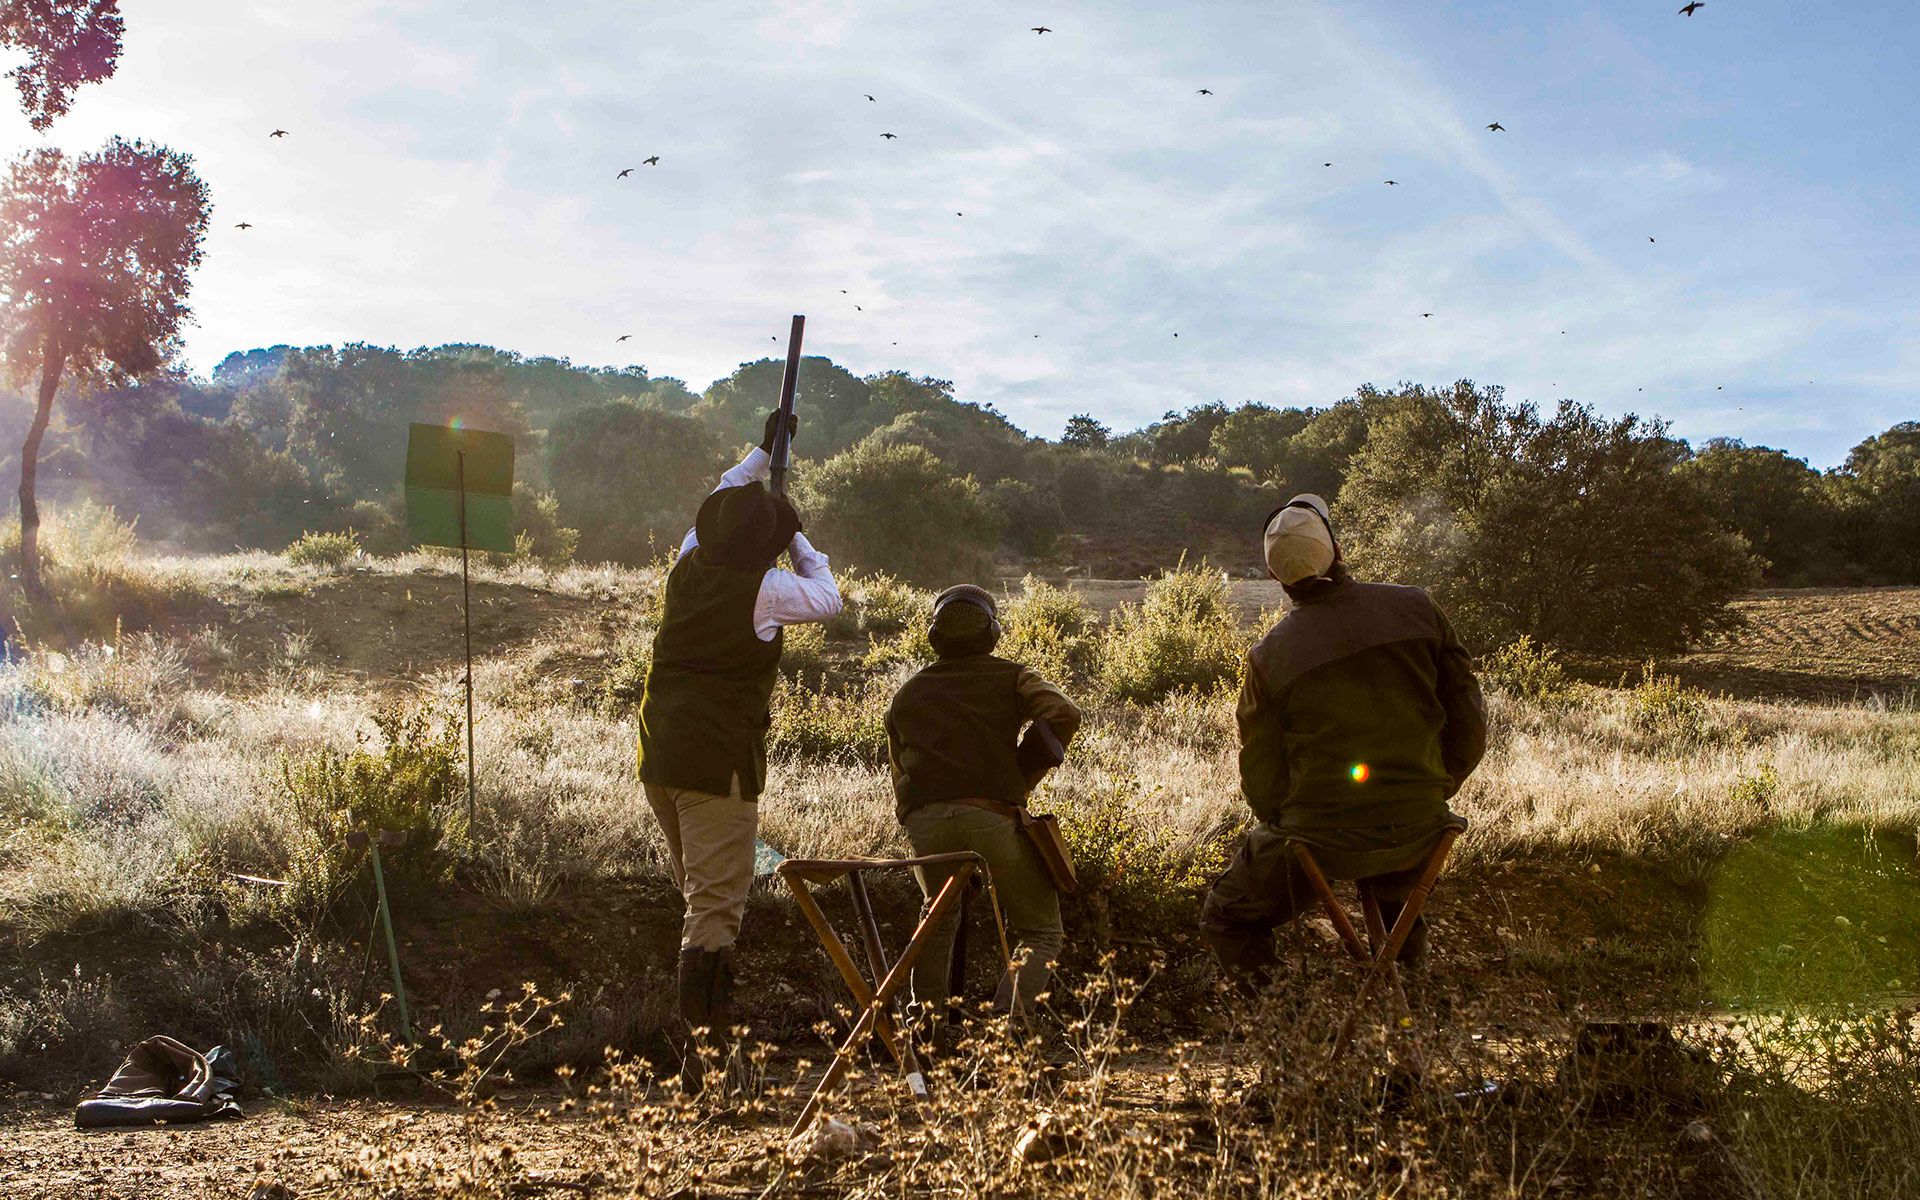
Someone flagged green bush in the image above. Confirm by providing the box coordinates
[863,625,932,673]
[1,503,187,644]
[795,439,999,584]
[1097,561,1244,704]
[595,561,670,712]
[505,487,580,569]
[780,621,827,682]
[1481,635,1574,706]
[285,529,362,569]
[1000,576,1096,684]
[1628,662,1710,746]
[768,674,891,766]
[834,570,932,640]
[1054,767,1231,947]
[277,703,461,914]
[599,621,654,713]
[347,498,411,556]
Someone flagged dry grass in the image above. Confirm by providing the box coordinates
[2,549,1918,1198]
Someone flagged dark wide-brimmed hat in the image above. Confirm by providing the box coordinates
[694,481,801,571]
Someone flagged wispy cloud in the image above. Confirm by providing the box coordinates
[0,0,1909,465]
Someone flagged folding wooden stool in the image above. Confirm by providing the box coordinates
[1287,816,1468,1066]
[776,851,1012,1136]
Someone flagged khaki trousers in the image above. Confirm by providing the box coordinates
[903,800,1064,1017]
[644,779,758,952]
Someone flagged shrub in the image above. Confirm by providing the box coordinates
[546,401,726,565]
[1339,381,1760,653]
[348,497,412,556]
[1097,561,1244,704]
[1480,635,1574,706]
[285,529,362,569]
[0,503,185,644]
[1000,576,1096,684]
[768,673,892,766]
[1628,661,1709,746]
[779,620,827,681]
[795,439,998,584]
[831,570,932,641]
[505,487,580,569]
[277,703,461,914]
[595,559,670,713]
[1054,766,1231,948]
[862,625,932,673]
[981,478,1064,556]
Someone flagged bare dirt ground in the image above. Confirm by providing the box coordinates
[1,1091,631,1199]
[1667,586,1920,702]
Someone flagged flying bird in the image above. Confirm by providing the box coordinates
[881,132,898,139]
[1323,162,1333,167]
[865,94,876,101]
[1422,312,1433,318]
[643,155,660,166]
[1197,88,1213,95]
[1679,1,1704,14]
[269,129,288,138]
[956,211,963,216]
[855,305,862,311]
[1031,26,1051,34]
[840,289,849,294]
[234,222,253,230]
[617,168,634,178]
[616,334,631,342]
[1486,122,1504,132]
[1649,236,1656,243]
[1384,179,1398,185]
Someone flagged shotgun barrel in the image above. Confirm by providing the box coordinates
[770,314,805,497]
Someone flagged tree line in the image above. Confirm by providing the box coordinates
[4,344,1915,654]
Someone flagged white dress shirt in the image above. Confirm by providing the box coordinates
[679,447,844,641]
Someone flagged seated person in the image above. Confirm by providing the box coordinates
[885,585,1082,1023]
[1200,495,1486,986]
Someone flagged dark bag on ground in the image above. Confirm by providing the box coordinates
[75,1036,243,1129]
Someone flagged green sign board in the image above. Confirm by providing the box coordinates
[404,423,515,553]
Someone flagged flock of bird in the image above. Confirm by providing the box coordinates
[233,6,1725,370]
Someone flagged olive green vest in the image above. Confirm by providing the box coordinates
[637,549,783,800]
[886,654,1029,819]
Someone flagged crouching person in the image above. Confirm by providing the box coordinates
[885,586,1082,1031]
[637,410,842,1087]
[1201,494,1486,989]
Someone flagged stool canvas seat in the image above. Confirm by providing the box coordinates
[775,851,1012,1136]
[1285,816,1467,1066]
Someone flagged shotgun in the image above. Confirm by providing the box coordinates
[769,314,805,498]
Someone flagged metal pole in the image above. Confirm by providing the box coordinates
[456,448,476,830]
[369,839,413,1043]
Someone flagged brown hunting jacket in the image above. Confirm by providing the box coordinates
[1238,564,1486,877]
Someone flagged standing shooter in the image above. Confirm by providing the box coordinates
[637,408,842,1082]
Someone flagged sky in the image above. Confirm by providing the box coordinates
[3,0,1915,466]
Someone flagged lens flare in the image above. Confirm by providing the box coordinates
[449,416,464,431]
[1349,762,1370,783]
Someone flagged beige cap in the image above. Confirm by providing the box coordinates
[1264,494,1335,584]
